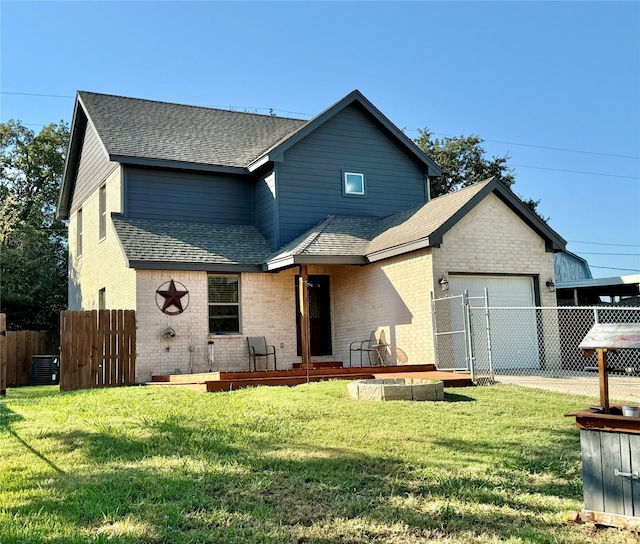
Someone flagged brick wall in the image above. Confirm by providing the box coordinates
[332,250,435,367]
[432,193,556,307]
[67,167,136,310]
[135,268,298,381]
[432,193,561,367]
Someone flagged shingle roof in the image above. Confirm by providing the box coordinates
[78,92,307,169]
[265,180,494,267]
[265,177,565,267]
[112,216,273,269]
[367,179,492,255]
[270,215,379,260]
[111,179,565,271]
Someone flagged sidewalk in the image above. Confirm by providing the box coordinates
[496,374,640,403]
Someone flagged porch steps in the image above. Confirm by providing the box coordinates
[148,363,473,392]
[292,361,344,369]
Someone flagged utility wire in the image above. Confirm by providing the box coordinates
[510,164,639,180]
[3,90,640,161]
[568,240,640,248]
[589,265,640,273]
[578,252,640,256]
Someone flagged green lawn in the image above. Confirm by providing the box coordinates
[0,382,635,543]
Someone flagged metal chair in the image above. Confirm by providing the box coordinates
[247,337,277,371]
[349,330,389,367]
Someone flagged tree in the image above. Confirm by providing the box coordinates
[414,128,546,220]
[0,120,69,330]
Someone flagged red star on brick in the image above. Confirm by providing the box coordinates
[156,280,189,315]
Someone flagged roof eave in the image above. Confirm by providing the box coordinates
[489,182,567,251]
[251,90,442,175]
[428,179,566,253]
[263,254,367,272]
[112,156,248,175]
[57,94,86,220]
[366,238,433,263]
[128,260,263,272]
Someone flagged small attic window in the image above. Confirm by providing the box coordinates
[344,172,365,196]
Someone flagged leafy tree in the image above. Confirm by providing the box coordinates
[0,120,69,330]
[415,128,546,220]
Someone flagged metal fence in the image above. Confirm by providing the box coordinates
[433,295,640,402]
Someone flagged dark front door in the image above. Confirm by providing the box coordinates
[296,275,332,357]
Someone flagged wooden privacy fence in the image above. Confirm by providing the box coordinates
[60,310,136,391]
[1,314,6,395]
[0,314,59,390]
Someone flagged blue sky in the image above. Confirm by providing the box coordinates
[1,1,638,278]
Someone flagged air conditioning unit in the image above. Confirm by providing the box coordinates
[30,355,60,386]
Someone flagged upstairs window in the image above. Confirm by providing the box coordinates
[344,172,365,196]
[99,184,106,240]
[77,208,83,257]
[208,275,240,333]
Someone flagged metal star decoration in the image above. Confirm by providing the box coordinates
[155,280,189,316]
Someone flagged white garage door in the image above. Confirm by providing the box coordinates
[449,275,540,370]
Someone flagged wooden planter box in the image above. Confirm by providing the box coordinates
[568,407,640,530]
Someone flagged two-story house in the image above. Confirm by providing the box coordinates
[57,90,565,381]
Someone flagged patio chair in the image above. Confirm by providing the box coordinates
[349,330,389,367]
[247,337,277,371]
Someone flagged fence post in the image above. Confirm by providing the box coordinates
[0,314,6,396]
[483,287,494,382]
[463,290,476,381]
[430,291,439,369]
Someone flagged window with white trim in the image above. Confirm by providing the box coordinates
[344,172,365,196]
[77,208,83,257]
[99,184,107,240]
[208,275,240,333]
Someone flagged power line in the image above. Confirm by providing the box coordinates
[4,90,639,161]
[510,164,639,180]
[410,129,640,160]
[578,252,640,256]
[568,240,640,248]
[1,91,74,99]
[589,265,640,273]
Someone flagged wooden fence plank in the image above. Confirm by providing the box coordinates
[0,329,59,388]
[116,310,123,385]
[123,310,134,385]
[59,310,136,391]
[0,314,6,395]
[71,312,81,390]
[60,311,69,391]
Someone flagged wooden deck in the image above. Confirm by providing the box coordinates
[149,363,474,392]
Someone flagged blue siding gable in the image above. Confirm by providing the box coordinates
[276,104,429,245]
[70,122,119,213]
[254,170,279,249]
[125,166,253,224]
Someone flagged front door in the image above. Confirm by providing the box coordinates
[296,275,332,357]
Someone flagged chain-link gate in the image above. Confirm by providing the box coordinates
[433,297,640,399]
[431,290,492,383]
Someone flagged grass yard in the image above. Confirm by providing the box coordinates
[0,382,636,543]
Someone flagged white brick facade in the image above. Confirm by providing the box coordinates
[135,269,299,381]
[69,187,559,381]
[68,167,136,311]
[332,250,435,367]
[432,193,556,307]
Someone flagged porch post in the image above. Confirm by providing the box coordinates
[298,265,311,369]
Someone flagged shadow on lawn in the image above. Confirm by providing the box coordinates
[1,402,65,474]
[0,381,586,543]
[3,414,588,544]
[443,391,476,403]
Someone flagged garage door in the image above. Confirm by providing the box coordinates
[449,275,540,370]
